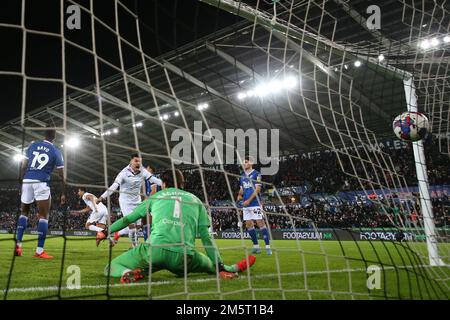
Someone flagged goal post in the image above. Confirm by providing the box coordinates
[403,77,445,266]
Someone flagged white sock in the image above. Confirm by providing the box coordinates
[119,227,129,236]
[36,247,44,254]
[134,232,139,246]
[129,228,138,246]
[17,242,22,248]
[133,229,139,246]
[253,244,260,248]
[266,245,271,249]
[88,225,104,232]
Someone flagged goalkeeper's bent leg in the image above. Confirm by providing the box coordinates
[105,244,149,278]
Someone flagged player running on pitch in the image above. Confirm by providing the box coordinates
[96,154,162,248]
[71,187,108,246]
[102,169,256,283]
[15,128,65,259]
[237,156,272,255]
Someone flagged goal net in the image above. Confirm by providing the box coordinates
[0,0,448,300]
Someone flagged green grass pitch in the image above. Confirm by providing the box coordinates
[0,235,448,300]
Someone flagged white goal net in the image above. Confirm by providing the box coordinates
[0,0,448,300]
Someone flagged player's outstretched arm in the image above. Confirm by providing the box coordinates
[198,204,223,264]
[199,225,256,274]
[199,225,223,265]
[71,206,91,215]
[98,171,123,204]
[197,205,256,276]
[97,181,119,204]
[143,167,162,186]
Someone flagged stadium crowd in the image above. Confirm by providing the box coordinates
[1,191,447,232]
[0,139,448,232]
[209,198,449,231]
[269,139,450,193]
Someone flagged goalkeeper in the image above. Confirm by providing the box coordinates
[103,169,256,283]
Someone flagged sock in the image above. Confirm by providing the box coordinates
[36,247,44,255]
[36,219,48,252]
[16,215,28,245]
[136,225,142,240]
[88,225,104,232]
[119,227,129,236]
[261,226,270,246]
[129,228,138,247]
[143,225,148,241]
[135,229,139,245]
[247,228,259,246]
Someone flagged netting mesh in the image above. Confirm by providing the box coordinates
[0,0,449,300]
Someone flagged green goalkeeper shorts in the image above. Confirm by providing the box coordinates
[106,243,217,277]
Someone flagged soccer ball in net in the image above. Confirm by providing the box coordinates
[393,112,430,142]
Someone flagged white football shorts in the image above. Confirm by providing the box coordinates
[119,199,142,225]
[87,206,108,225]
[21,179,51,204]
[243,206,264,221]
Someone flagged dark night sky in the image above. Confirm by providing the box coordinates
[0,0,239,123]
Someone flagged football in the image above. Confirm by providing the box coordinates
[393,111,430,142]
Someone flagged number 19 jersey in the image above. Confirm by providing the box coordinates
[23,140,64,183]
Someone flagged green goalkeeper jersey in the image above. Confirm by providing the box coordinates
[110,188,211,255]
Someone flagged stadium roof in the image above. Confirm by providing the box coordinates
[0,0,448,184]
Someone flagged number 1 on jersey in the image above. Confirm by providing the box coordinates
[172,197,181,219]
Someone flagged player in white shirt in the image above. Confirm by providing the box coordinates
[71,187,108,246]
[96,153,162,247]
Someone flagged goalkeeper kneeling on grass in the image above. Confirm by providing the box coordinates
[102,169,256,283]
